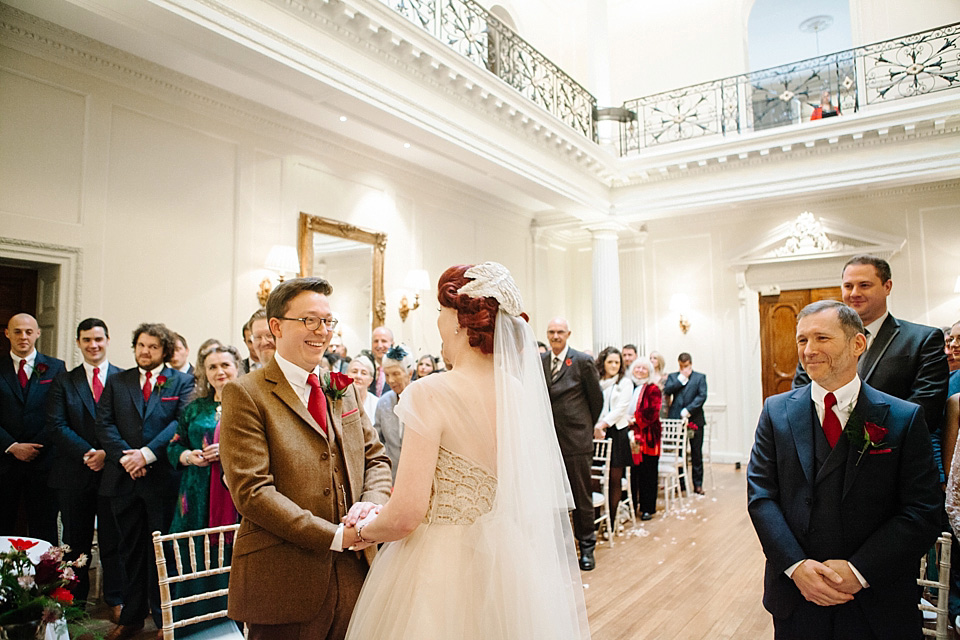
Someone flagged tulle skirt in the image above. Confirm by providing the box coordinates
[346,520,588,640]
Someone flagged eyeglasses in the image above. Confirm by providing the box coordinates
[278,317,338,331]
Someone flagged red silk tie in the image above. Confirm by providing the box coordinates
[306,373,328,434]
[92,367,103,403]
[822,392,842,448]
[142,371,153,403]
[17,359,28,389]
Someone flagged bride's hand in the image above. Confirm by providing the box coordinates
[342,501,382,527]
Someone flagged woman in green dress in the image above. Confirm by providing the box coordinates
[168,343,241,532]
[165,344,241,634]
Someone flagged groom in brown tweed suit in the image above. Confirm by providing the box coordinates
[221,277,392,640]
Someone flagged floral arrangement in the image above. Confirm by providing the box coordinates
[0,539,96,637]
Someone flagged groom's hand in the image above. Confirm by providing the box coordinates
[342,501,382,527]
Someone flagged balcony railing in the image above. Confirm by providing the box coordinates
[619,22,960,155]
[381,0,597,140]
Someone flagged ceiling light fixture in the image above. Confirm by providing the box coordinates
[339,116,348,122]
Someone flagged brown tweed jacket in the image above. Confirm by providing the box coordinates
[220,358,392,624]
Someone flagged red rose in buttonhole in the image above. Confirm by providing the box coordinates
[864,422,887,444]
[329,372,353,392]
[565,359,572,367]
[156,375,168,390]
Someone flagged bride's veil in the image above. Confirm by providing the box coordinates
[474,304,591,638]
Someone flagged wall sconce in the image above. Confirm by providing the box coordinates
[669,293,692,334]
[399,269,431,322]
[257,245,300,307]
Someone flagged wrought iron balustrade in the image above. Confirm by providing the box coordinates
[619,22,960,155]
[381,0,597,140]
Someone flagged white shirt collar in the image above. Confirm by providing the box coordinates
[83,360,109,374]
[811,375,861,411]
[10,350,36,370]
[139,363,165,380]
[863,311,889,346]
[274,352,320,398]
[551,345,569,364]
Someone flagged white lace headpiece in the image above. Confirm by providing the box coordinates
[457,262,524,316]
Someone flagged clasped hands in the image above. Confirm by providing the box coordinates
[182,442,220,468]
[341,501,383,551]
[792,559,863,606]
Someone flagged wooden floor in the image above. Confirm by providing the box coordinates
[82,464,772,639]
[583,464,774,640]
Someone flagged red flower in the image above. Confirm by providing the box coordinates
[565,358,572,366]
[329,372,353,392]
[50,587,74,604]
[34,557,61,585]
[9,538,39,552]
[156,375,168,390]
[864,421,888,444]
[35,363,49,377]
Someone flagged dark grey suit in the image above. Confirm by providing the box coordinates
[664,370,708,487]
[542,348,603,546]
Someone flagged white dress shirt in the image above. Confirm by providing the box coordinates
[550,346,569,378]
[274,353,347,551]
[862,311,888,352]
[785,375,868,589]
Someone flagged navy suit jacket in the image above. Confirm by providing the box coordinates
[541,348,603,457]
[793,314,949,432]
[0,352,66,471]
[747,382,941,636]
[663,370,708,427]
[45,362,123,490]
[95,366,193,497]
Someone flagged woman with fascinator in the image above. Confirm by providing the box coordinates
[343,263,591,639]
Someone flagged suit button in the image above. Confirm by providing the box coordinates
[323,487,331,496]
[321,452,328,460]
[805,497,812,506]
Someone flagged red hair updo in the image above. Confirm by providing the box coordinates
[437,265,528,355]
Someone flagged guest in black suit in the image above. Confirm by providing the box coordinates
[168,331,194,377]
[240,321,258,374]
[793,255,948,437]
[45,318,124,616]
[0,313,66,543]
[663,352,708,494]
[96,323,193,640]
[749,300,941,639]
[542,317,603,570]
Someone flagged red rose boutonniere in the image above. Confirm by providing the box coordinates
[565,358,572,367]
[33,362,49,379]
[155,375,169,392]
[845,411,890,465]
[325,372,353,401]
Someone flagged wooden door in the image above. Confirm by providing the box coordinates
[759,287,841,400]
[0,265,38,355]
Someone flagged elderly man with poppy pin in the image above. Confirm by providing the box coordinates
[748,299,942,639]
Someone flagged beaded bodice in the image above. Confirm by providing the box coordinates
[423,446,497,525]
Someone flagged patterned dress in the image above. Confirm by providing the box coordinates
[167,395,221,533]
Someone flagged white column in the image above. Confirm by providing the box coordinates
[619,226,648,350]
[588,223,623,353]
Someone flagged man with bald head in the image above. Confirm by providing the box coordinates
[542,317,603,570]
[1,313,66,541]
[366,326,394,397]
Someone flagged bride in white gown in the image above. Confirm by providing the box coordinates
[344,262,590,639]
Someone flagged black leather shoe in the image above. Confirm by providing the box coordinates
[579,547,595,571]
[694,486,705,495]
[640,512,653,521]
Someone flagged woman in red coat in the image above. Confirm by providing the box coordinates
[628,357,662,520]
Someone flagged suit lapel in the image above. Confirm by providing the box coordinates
[23,353,52,407]
[265,361,328,439]
[0,357,25,403]
[842,386,891,500]
[329,396,344,443]
[127,371,146,418]
[859,315,898,380]
[70,366,97,419]
[786,387,815,486]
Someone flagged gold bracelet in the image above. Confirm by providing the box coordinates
[356,524,370,544]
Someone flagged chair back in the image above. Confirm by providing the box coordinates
[660,419,687,462]
[919,531,952,639]
[153,524,244,640]
[591,438,612,493]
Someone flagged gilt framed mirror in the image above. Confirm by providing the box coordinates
[297,212,386,347]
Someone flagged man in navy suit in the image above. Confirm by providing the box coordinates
[96,323,193,640]
[45,318,124,616]
[542,317,603,570]
[793,255,948,437]
[749,300,942,639]
[663,352,708,494]
[0,313,66,542]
